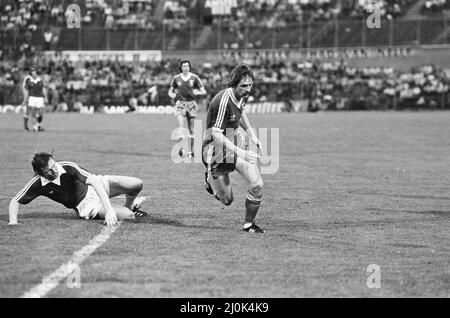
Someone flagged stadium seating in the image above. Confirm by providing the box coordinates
[422,0,450,14]
[2,0,449,54]
[1,53,448,111]
[1,0,449,109]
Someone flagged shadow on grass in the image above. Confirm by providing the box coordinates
[352,191,450,201]
[0,212,77,223]
[89,149,152,158]
[367,207,450,218]
[318,218,436,229]
[0,212,228,230]
[274,212,445,231]
[133,214,228,230]
[388,243,430,249]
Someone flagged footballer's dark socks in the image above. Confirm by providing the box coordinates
[245,192,262,223]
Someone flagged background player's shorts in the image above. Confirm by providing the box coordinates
[202,143,237,177]
[75,175,110,220]
[175,100,198,117]
[28,96,45,108]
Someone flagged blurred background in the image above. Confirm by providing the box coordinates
[0,0,449,112]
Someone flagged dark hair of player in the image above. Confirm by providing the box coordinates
[31,152,54,176]
[178,60,191,72]
[226,64,254,88]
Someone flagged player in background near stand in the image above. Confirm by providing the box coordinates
[24,68,47,132]
[168,60,207,157]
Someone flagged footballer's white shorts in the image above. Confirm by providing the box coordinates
[75,175,110,219]
[175,100,198,117]
[28,96,45,108]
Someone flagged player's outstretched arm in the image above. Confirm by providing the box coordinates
[8,199,21,225]
[86,175,117,226]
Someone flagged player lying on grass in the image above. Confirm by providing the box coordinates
[8,152,148,226]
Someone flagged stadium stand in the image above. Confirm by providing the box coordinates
[1,0,449,53]
[1,0,449,111]
[1,54,448,111]
[422,0,450,14]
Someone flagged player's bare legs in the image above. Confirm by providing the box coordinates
[175,102,187,140]
[211,173,234,206]
[107,176,144,209]
[97,203,135,220]
[177,108,195,157]
[236,158,264,226]
[186,112,194,135]
[29,107,37,132]
[186,112,195,155]
[22,93,29,131]
[23,111,30,131]
[35,108,45,131]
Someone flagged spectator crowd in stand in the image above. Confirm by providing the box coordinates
[0,0,157,30]
[202,0,418,30]
[1,0,448,57]
[0,0,158,59]
[1,53,449,112]
[0,0,437,35]
[422,0,450,14]
[1,1,449,111]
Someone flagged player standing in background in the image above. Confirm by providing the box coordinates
[168,60,207,157]
[25,68,47,132]
[21,70,32,131]
[202,64,265,233]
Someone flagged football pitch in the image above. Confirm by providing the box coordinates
[0,111,449,298]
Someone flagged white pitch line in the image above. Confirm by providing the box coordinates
[21,221,122,298]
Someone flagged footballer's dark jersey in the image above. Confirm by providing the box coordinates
[25,77,44,97]
[170,73,203,101]
[203,87,248,147]
[22,75,32,90]
[13,161,91,209]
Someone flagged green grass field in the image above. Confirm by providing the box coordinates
[0,111,449,298]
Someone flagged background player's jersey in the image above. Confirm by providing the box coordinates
[170,73,204,101]
[203,87,248,147]
[25,77,44,97]
[13,161,91,209]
